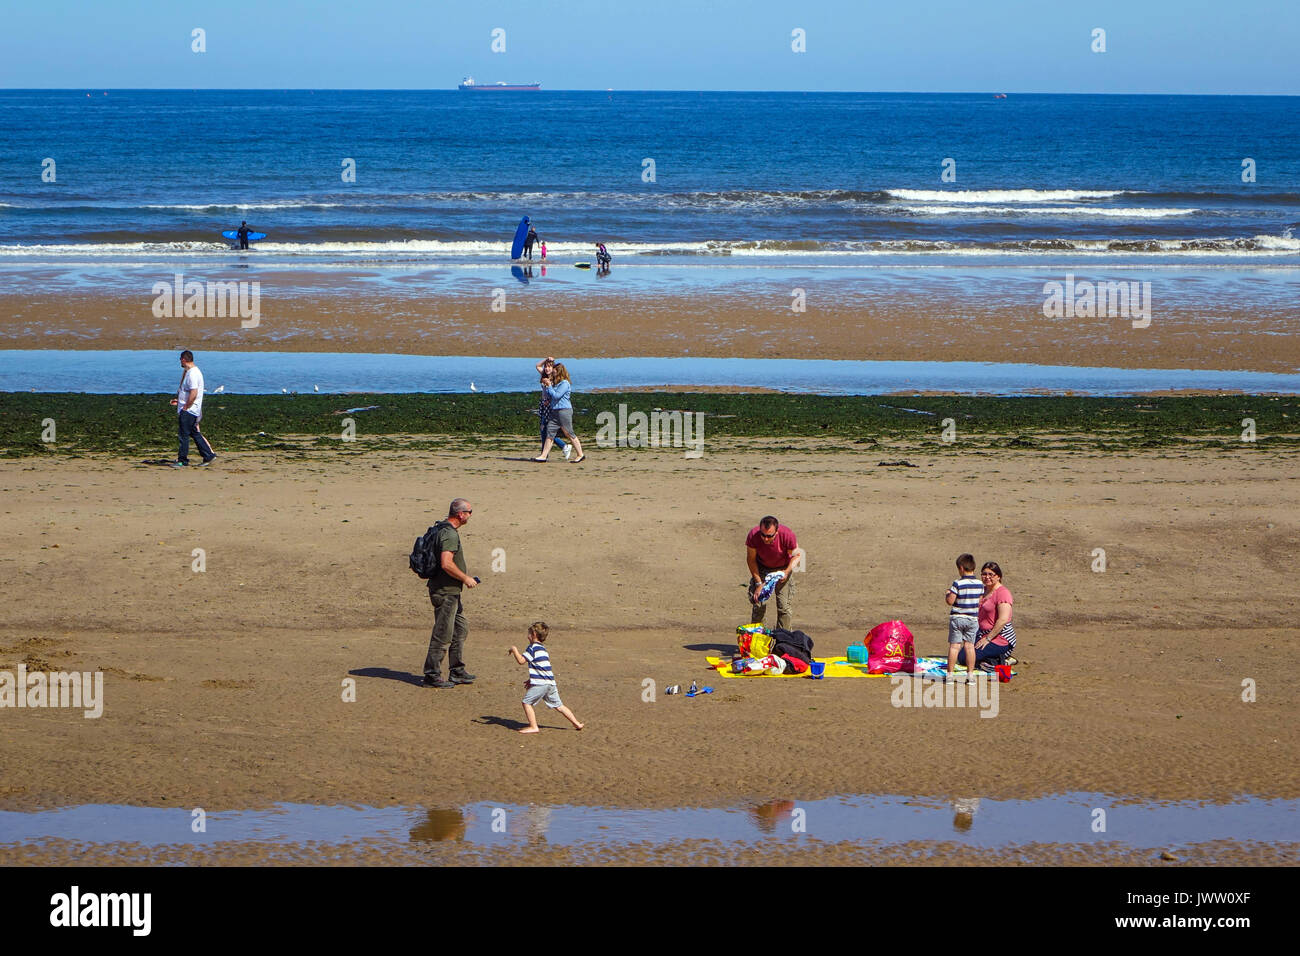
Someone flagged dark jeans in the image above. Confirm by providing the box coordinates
[424,589,469,680]
[957,637,1011,667]
[177,411,214,464]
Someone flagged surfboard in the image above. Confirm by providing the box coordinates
[510,216,530,259]
[574,262,592,269]
[221,230,267,242]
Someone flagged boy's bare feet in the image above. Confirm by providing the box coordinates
[519,727,540,734]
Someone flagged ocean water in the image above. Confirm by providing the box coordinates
[2,90,1298,263]
[4,351,1299,395]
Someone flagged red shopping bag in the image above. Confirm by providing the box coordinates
[865,620,916,674]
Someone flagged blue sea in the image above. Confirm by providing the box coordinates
[1,90,1297,394]
[2,90,1298,263]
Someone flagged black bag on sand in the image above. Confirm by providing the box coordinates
[410,521,448,579]
[769,628,814,661]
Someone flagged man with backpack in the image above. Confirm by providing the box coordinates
[413,498,479,688]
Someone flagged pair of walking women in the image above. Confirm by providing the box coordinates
[534,357,585,463]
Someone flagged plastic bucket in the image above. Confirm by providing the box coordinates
[994,665,1012,683]
[809,661,826,679]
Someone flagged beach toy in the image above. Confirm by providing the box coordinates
[846,644,868,664]
[994,665,1013,683]
[809,661,826,679]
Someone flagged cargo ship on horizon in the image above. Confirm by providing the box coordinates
[458,76,541,91]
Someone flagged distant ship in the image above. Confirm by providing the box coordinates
[458,76,541,91]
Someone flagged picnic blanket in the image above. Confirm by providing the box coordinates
[706,655,1017,679]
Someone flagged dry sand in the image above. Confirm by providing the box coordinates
[3,438,1298,866]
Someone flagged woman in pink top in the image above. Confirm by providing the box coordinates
[956,561,1017,671]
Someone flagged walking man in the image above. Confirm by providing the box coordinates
[745,515,802,631]
[422,498,479,688]
[169,350,216,467]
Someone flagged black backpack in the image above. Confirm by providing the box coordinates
[410,521,450,579]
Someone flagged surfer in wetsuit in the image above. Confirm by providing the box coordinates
[524,225,539,260]
[236,221,251,250]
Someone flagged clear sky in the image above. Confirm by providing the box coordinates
[2,0,1297,94]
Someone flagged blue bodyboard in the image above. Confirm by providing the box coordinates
[510,216,530,259]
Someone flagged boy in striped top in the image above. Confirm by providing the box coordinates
[945,553,982,681]
[508,621,584,734]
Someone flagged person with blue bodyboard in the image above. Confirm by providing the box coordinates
[524,224,539,260]
[236,221,251,250]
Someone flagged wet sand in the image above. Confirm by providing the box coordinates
[4,837,1294,867]
[2,439,1298,866]
[2,289,1297,372]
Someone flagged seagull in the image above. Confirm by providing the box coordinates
[282,388,288,394]
[314,384,319,392]
[213,385,225,394]
[469,382,477,392]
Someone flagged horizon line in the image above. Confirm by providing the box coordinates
[3,87,1299,97]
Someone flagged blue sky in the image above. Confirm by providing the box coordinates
[2,0,1297,93]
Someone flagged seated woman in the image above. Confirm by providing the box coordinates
[957,561,1017,671]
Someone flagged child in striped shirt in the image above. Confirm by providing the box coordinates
[508,621,584,734]
[945,553,982,681]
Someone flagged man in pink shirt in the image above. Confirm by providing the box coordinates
[745,516,802,631]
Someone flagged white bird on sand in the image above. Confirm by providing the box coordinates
[213,385,225,394]
[470,382,477,392]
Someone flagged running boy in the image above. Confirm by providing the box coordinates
[945,553,982,681]
[508,621,584,734]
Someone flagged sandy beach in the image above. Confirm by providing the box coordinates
[3,287,1298,372]
[2,436,1298,863]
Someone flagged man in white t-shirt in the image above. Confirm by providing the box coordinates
[169,350,216,467]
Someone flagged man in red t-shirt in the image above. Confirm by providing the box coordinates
[745,516,802,630]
